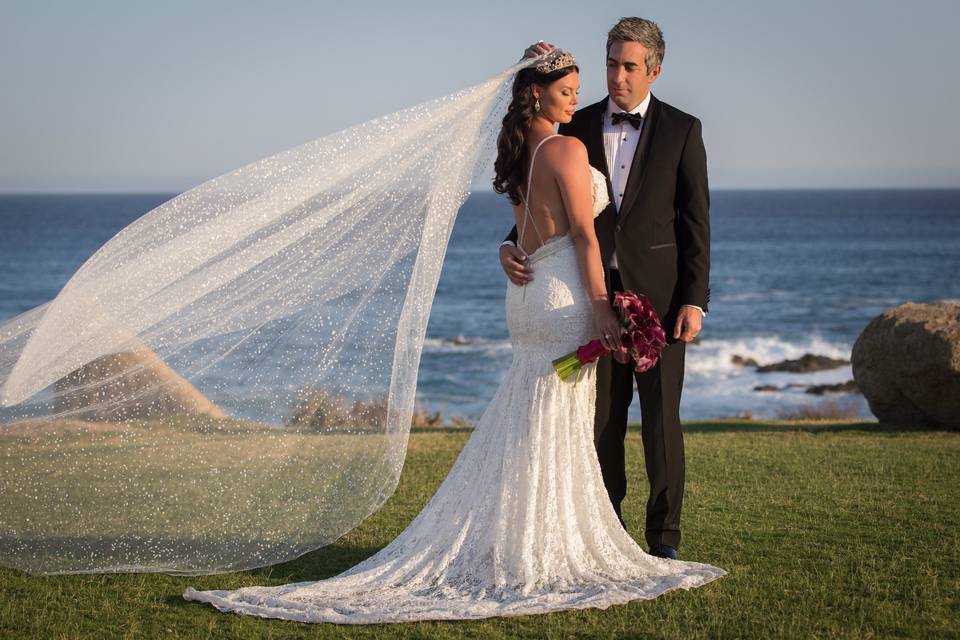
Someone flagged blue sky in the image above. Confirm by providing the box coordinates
[1,0,958,191]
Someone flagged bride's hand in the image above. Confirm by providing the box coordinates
[592,299,622,352]
[523,41,556,59]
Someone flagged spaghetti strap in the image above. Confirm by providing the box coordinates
[518,134,560,253]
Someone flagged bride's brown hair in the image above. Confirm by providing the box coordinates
[492,64,579,206]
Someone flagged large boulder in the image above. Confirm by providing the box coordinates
[852,302,960,429]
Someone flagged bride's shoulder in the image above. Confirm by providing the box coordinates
[540,135,588,169]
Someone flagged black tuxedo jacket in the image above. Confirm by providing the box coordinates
[505,95,711,322]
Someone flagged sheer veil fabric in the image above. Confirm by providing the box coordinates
[0,58,535,575]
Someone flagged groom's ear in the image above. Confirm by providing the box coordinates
[647,64,662,82]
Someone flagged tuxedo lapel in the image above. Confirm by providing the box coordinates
[584,99,609,180]
[616,94,660,228]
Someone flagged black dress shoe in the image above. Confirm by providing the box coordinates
[649,544,678,560]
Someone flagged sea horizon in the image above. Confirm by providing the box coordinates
[2,189,959,422]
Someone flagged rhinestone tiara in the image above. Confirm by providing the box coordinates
[534,49,577,74]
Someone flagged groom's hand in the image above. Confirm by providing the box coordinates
[500,244,533,285]
[673,306,703,342]
[524,41,556,59]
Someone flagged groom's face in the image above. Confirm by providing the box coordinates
[606,40,661,111]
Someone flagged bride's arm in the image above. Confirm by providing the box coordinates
[552,138,622,352]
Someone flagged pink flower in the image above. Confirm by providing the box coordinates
[576,340,607,365]
[553,290,667,380]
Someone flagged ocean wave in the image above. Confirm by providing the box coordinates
[676,333,870,419]
[686,334,852,376]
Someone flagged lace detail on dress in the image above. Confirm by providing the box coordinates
[589,166,610,216]
[183,220,726,624]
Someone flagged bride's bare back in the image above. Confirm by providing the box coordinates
[514,135,580,256]
[512,131,622,351]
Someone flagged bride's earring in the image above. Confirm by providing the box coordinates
[534,97,540,112]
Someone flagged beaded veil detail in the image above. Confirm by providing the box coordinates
[0,57,536,575]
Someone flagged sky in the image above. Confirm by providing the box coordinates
[1,0,958,192]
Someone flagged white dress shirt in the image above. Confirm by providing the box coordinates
[603,93,650,270]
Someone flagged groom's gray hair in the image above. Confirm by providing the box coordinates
[607,17,665,72]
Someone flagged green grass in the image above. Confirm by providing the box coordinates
[1,420,958,639]
[0,417,401,575]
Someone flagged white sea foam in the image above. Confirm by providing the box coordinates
[680,334,870,420]
[417,332,873,421]
[686,334,852,376]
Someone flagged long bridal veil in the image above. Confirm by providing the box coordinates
[0,57,534,575]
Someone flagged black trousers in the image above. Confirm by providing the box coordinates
[594,268,686,550]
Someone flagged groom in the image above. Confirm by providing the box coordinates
[500,17,710,560]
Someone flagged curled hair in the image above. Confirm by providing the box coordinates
[607,17,665,73]
[492,64,578,205]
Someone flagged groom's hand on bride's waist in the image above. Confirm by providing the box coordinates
[500,242,533,285]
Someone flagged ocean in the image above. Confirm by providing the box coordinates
[2,190,958,422]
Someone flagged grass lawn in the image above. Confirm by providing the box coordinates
[1,419,957,639]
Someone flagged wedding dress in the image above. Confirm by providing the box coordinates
[182,135,726,623]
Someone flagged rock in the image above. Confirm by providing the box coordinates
[852,302,960,429]
[753,381,859,395]
[443,335,477,346]
[54,346,226,421]
[805,380,860,395]
[756,353,849,373]
[732,355,759,367]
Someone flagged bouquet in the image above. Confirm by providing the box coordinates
[552,291,667,381]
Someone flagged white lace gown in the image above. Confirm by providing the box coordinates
[183,148,726,624]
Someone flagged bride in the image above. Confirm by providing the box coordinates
[182,48,725,624]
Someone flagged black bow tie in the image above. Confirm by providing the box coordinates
[611,111,643,129]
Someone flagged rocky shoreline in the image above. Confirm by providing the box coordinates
[732,351,859,396]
